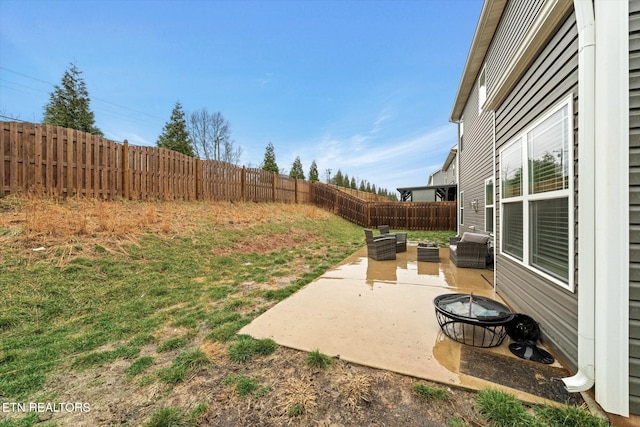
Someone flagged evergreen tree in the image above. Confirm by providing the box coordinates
[333,169,344,187]
[261,142,279,174]
[289,156,305,179]
[43,63,103,136]
[350,177,357,189]
[343,174,350,188]
[308,160,319,182]
[359,180,366,191]
[157,101,194,157]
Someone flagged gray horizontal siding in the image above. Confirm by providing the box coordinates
[457,0,545,237]
[630,0,640,414]
[486,0,545,94]
[458,113,493,234]
[494,13,579,372]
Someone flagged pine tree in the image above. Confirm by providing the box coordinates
[289,156,305,179]
[308,160,319,183]
[350,177,357,189]
[43,63,103,136]
[261,142,279,174]
[157,101,194,157]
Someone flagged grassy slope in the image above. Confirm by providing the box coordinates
[0,198,367,401]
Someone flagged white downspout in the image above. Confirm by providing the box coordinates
[492,110,497,292]
[562,0,595,393]
[592,0,629,416]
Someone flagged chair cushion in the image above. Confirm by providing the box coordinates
[460,232,490,244]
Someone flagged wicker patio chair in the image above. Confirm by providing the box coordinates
[449,232,489,269]
[377,225,407,253]
[364,229,396,261]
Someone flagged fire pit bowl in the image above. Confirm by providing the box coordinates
[433,293,515,348]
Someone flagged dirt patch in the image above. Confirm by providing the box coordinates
[212,231,318,256]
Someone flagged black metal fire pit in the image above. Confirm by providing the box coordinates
[433,293,515,348]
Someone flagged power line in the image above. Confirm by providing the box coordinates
[0,114,28,122]
[0,66,167,123]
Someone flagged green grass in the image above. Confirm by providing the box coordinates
[534,404,609,427]
[476,389,609,427]
[157,335,192,353]
[126,356,155,379]
[289,403,304,417]
[0,413,45,427]
[227,335,277,363]
[157,348,209,384]
[413,383,448,400]
[144,403,209,427]
[144,407,189,427]
[405,230,457,247]
[476,389,536,426]
[306,349,334,369]
[72,345,141,369]
[223,373,269,397]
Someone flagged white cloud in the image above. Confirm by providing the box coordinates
[298,123,456,191]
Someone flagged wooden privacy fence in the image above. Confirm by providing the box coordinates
[1,122,311,203]
[313,183,456,230]
[2,122,455,230]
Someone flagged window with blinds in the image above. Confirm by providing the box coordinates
[501,140,522,198]
[503,202,523,259]
[530,197,569,281]
[498,96,574,291]
[528,106,569,194]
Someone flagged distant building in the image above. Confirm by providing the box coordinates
[397,145,457,202]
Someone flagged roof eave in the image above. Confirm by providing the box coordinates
[449,0,508,123]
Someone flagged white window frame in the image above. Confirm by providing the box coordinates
[459,191,464,226]
[499,95,574,291]
[478,67,487,115]
[485,177,494,233]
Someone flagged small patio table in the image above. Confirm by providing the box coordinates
[433,293,515,348]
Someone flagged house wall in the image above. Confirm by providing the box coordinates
[458,0,544,235]
[494,12,579,370]
[412,189,435,202]
[429,165,456,186]
[629,0,640,414]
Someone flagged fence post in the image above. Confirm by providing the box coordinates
[406,203,409,230]
[122,139,130,200]
[195,158,202,200]
[272,174,277,202]
[294,178,298,204]
[241,166,246,202]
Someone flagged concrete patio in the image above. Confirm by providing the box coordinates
[240,243,578,406]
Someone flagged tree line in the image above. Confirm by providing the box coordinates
[39,63,397,200]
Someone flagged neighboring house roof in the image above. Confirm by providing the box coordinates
[442,145,458,171]
[449,0,508,122]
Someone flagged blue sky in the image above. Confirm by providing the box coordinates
[0,0,482,194]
